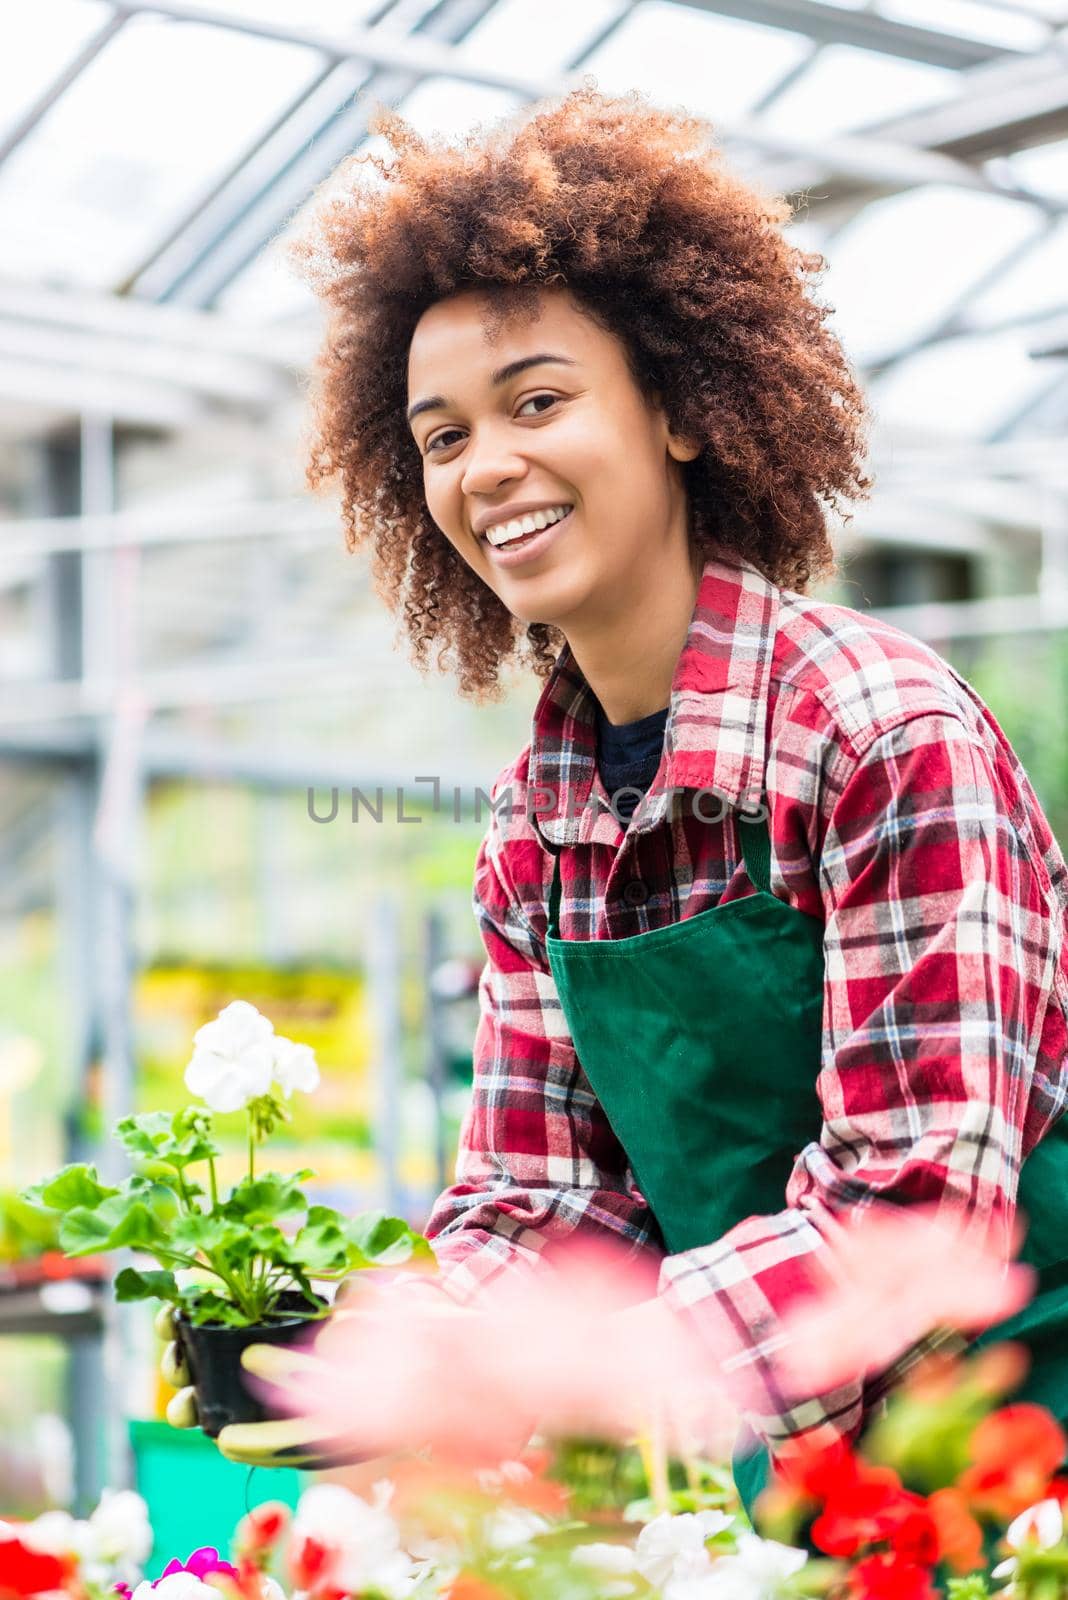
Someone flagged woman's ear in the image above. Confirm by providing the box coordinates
[667,430,702,463]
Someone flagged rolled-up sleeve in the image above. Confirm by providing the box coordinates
[658,711,1066,1445]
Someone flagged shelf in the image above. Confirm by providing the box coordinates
[0,1277,107,1337]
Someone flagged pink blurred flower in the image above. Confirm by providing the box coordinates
[776,1205,1034,1396]
[247,1240,737,1464]
[158,1550,238,1585]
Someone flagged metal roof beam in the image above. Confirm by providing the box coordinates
[674,0,1016,68]
[0,279,314,366]
[762,30,1068,207]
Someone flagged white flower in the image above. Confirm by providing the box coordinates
[271,1036,320,1098]
[292,1482,418,1599]
[85,1489,152,1574]
[572,1542,639,1596]
[572,1543,638,1574]
[483,1507,551,1551]
[18,1510,83,1558]
[664,1532,807,1600]
[132,1574,218,1600]
[992,1497,1064,1580]
[634,1510,733,1589]
[184,1001,275,1112]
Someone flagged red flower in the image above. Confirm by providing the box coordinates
[847,1554,938,1600]
[959,1404,1067,1520]
[289,1535,331,1593]
[234,1504,290,1560]
[0,1537,71,1597]
[812,1477,937,1564]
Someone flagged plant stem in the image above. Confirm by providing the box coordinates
[207,1153,219,1210]
[248,1123,255,1182]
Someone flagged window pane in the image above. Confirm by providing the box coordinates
[456,0,629,77]
[0,0,111,144]
[820,186,1042,365]
[877,0,1048,50]
[870,331,1050,436]
[759,46,957,140]
[0,14,323,288]
[583,1,812,123]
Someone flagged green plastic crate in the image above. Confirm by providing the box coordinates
[129,1420,303,1578]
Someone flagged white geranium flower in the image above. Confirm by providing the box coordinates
[271,1036,320,1098]
[664,1532,807,1600]
[483,1507,551,1551]
[634,1511,733,1589]
[292,1482,418,1599]
[572,1542,639,1596]
[18,1510,84,1558]
[132,1574,218,1600]
[992,1498,1064,1580]
[84,1488,152,1576]
[184,1001,275,1112]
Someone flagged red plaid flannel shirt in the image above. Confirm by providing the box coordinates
[421,553,1068,1446]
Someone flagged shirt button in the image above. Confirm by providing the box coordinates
[622,879,649,907]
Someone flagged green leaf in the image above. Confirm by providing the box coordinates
[20,1164,119,1213]
[178,1288,253,1328]
[345,1211,435,1267]
[59,1196,168,1257]
[287,1208,352,1274]
[224,1173,309,1227]
[115,1111,219,1171]
[114,1266,180,1304]
[170,1213,245,1256]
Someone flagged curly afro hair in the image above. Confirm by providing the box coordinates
[295,83,871,701]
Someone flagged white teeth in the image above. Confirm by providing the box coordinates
[485,504,572,547]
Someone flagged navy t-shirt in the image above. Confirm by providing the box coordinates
[594,700,669,821]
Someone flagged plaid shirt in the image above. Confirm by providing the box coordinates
[422,553,1068,1447]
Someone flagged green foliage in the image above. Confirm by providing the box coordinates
[22,1107,434,1329]
[947,1576,993,1600]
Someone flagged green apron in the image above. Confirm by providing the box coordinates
[544,800,1068,1518]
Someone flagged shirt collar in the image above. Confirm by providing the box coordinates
[529,553,779,849]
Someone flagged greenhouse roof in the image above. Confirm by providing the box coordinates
[0,0,1066,769]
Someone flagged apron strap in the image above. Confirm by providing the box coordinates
[547,847,563,940]
[737,805,772,896]
[547,805,772,937]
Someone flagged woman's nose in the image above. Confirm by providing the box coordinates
[460,425,528,496]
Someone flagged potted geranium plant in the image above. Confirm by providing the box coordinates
[22,1002,433,1438]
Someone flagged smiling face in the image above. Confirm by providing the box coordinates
[405,285,700,638]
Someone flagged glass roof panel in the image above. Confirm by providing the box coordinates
[0,0,111,145]
[1007,137,1068,203]
[390,77,524,142]
[966,221,1068,324]
[0,13,323,289]
[870,330,1051,436]
[759,47,958,141]
[820,186,1042,365]
[455,0,629,78]
[582,1,812,124]
[876,0,1048,49]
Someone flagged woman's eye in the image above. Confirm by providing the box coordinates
[425,394,558,454]
[425,428,464,454]
[517,392,558,418]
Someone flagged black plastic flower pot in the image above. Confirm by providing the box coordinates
[176,1292,324,1439]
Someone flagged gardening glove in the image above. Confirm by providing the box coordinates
[155,1280,456,1469]
[154,1301,377,1468]
[216,1284,469,1469]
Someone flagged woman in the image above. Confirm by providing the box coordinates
[213,86,1068,1501]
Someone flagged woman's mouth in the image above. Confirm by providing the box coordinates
[482,507,574,568]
